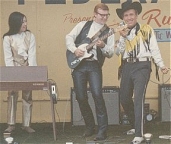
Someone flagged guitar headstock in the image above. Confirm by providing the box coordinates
[114,24,128,33]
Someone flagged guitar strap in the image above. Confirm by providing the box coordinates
[90,24,108,42]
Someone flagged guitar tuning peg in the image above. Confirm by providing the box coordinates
[119,21,125,26]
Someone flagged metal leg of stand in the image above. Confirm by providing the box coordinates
[50,96,57,141]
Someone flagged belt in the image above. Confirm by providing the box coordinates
[123,57,151,63]
[85,58,96,61]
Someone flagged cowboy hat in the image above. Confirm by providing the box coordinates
[116,1,142,20]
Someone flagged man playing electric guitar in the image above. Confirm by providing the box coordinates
[65,3,114,141]
[66,23,127,69]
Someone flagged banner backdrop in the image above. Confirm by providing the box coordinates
[0,0,170,122]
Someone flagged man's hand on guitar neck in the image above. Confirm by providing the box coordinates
[74,48,85,57]
[96,39,105,48]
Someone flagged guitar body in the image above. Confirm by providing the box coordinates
[66,43,94,69]
[66,24,127,69]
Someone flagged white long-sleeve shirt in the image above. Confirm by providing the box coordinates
[115,23,164,68]
[3,31,37,66]
[66,21,114,59]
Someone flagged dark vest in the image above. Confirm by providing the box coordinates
[75,21,110,67]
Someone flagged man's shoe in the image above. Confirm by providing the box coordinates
[21,126,35,133]
[83,128,95,137]
[4,125,15,133]
[127,129,135,135]
[130,137,144,144]
[94,133,107,141]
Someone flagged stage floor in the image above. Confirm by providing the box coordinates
[0,121,171,144]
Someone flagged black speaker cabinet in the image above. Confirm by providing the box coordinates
[71,86,120,126]
[158,84,171,122]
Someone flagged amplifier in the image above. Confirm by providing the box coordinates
[71,86,120,126]
[158,84,171,122]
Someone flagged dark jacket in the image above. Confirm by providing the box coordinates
[75,21,110,67]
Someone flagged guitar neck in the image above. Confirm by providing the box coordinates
[86,28,114,50]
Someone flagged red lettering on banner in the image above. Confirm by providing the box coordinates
[162,16,171,25]
[63,13,93,23]
[142,9,171,27]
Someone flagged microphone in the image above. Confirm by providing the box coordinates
[118,21,129,37]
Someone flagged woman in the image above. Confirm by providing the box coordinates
[3,11,37,133]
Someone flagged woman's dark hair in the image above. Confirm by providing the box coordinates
[3,12,28,38]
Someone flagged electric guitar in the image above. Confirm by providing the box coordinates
[66,24,127,69]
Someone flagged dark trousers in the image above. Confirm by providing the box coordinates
[72,60,108,134]
[120,61,151,137]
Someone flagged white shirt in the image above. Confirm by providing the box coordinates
[3,31,37,66]
[115,24,164,68]
[65,21,114,59]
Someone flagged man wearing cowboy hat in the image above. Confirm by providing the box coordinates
[115,1,169,144]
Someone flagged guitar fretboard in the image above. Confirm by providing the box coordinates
[86,28,115,50]
[85,24,127,50]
